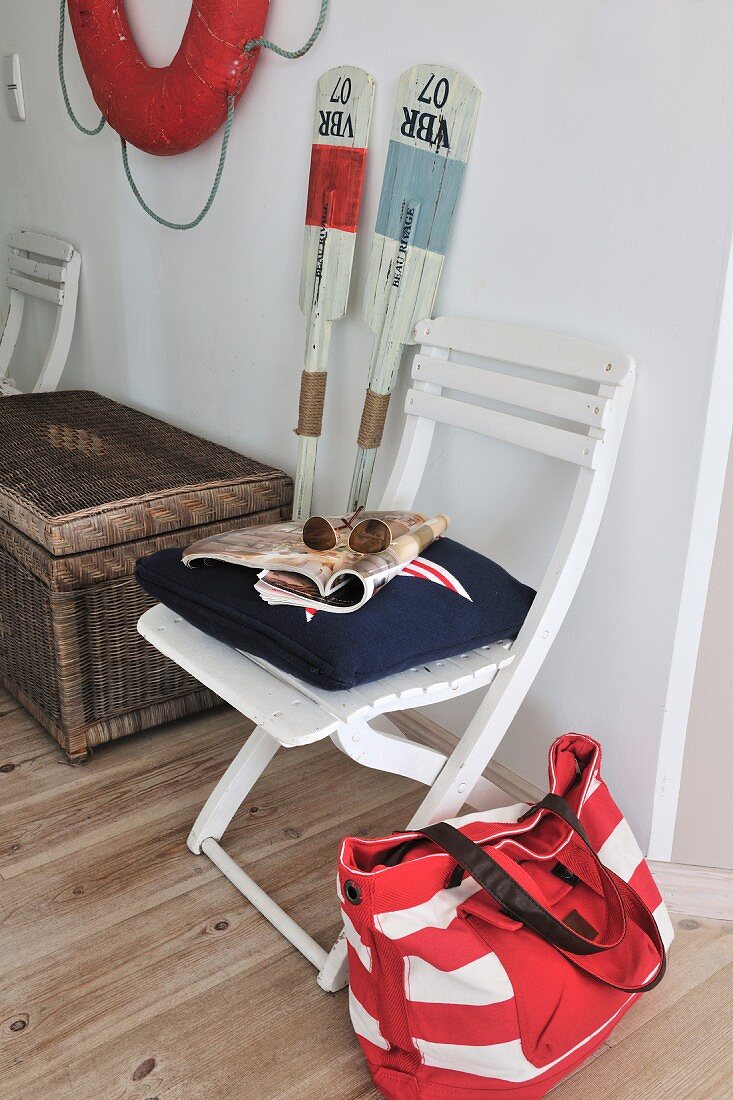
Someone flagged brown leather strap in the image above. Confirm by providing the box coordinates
[420,821,611,956]
[419,796,667,993]
[515,794,667,992]
[519,792,593,843]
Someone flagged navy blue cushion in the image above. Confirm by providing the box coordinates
[135,538,535,692]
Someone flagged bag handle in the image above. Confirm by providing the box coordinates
[419,794,666,993]
[520,795,667,992]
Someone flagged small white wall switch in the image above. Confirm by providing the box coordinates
[4,53,26,121]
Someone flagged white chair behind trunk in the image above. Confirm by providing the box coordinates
[0,231,81,396]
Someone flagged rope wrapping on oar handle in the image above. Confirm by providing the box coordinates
[295,371,328,436]
[357,389,391,450]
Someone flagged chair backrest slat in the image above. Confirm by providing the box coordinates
[406,387,600,467]
[381,315,635,514]
[414,316,633,385]
[8,252,67,284]
[412,354,611,428]
[7,231,74,263]
[6,272,64,305]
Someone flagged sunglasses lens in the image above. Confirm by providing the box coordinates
[350,518,392,554]
[302,516,338,551]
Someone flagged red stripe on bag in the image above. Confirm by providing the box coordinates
[305,145,368,233]
[579,784,624,848]
[347,946,381,1017]
[383,920,490,968]
[407,998,519,1047]
[628,859,663,911]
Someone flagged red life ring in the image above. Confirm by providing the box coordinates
[67,1,270,156]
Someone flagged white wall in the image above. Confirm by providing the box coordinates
[2,1,733,851]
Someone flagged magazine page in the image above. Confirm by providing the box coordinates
[254,574,361,614]
[347,515,449,590]
[257,514,450,613]
[183,512,428,596]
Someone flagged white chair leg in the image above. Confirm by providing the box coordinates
[390,713,514,812]
[406,664,525,829]
[203,837,328,971]
[330,717,447,786]
[0,292,24,383]
[188,725,280,853]
[318,931,349,992]
[189,724,332,972]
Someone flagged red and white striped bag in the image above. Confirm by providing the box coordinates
[338,734,673,1099]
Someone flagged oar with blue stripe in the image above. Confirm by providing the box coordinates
[347,64,481,511]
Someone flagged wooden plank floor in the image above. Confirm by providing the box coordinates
[1,687,731,1099]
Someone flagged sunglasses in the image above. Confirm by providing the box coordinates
[302,508,408,555]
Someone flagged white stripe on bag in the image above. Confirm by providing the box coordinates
[375,877,481,940]
[597,817,644,883]
[405,950,514,1006]
[442,803,529,829]
[415,1037,541,1082]
[342,909,372,972]
[653,901,675,950]
[415,988,640,1083]
[349,989,389,1050]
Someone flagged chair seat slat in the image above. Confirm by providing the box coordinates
[140,605,514,732]
[413,355,610,428]
[442,643,513,678]
[406,388,600,467]
[137,605,340,746]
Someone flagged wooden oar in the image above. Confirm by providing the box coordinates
[347,64,481,511]
[293,66,375,521]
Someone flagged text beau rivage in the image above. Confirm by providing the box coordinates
[348,64,481,511]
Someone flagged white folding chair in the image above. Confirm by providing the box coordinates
[138,315,635,992]
[0,231,81,396]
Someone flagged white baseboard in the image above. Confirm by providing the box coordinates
[392,709,733,923]
[646,861,733,921]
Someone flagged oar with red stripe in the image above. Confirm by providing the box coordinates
[293,66,375,521]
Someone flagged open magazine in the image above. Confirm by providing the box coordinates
[183,511,449,614]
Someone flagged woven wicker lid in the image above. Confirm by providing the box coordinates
[0,391,293,555]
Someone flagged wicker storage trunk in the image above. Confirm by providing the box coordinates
[0,391,293,759]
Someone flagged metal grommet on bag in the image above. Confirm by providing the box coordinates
[344,880,362,905]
